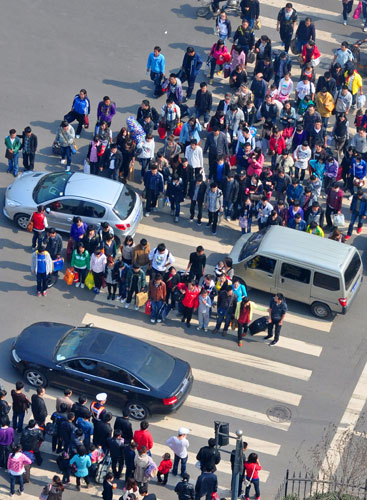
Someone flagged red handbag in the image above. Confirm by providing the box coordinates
[84,115,89,129]
[145,299,152,315]
[158,125,166,140]
[174,122,183,137]
[230,154,237,167]
[73,271,79,283]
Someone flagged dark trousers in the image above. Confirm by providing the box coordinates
[245,477,260,499]
[126,283,139,304]
[280,29,293,53]
[182,305,193,325]
[23,152,35,170]
[67,111,85,135]
[216,308,232,331]
[76,475,90,487]
[267,319,282,342]
[295,167,306,181]
[107,283,117,296]
[348,211,365,235]
[108,168,119,180]
[157,471,169,484]
[36,272,47,293]
[140,158,151,179]
[150,71,163,96]
[125,466,134,482]
[75,267,87,284]
[61,146,72,167]
[190,199,203,222]
[325,205,336,227]
[146,189,158,213]
[208,154,217,179]
[172,454,188,476]
[166,288,176,309]
[237,323,248,342]
[10,473,24,495]
[93,271,103,290]
[343,0,353,20]
[90,161,99,175]
[32,230,44,248]
[112,457,124,477]
[52,435,63,453]
[12,411,24,433]
[181,72,197,98]
[170,199,181,217]
[209,57,218,79]
[0,444,10,468]
[208,210,219,233]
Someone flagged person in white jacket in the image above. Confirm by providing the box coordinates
[256,196,273,229]
[137,133,155,180]
[90,247,107,294]
[293,141,312,181]
[166,427,190,476]
[185,140,204,179]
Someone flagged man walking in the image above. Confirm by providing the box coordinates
[204,182,223,235]
[181,47,203,101]
[144,164,164,216]
[203,127,229,180]
[31,387,48,428]
[147,46,165,98]
[264,293,288,346]
[189,174,207,226]
[166,427,190,477]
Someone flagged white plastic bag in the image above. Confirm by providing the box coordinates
[357,94,366,110]
[333,213,345,227]
[83,159,90,174]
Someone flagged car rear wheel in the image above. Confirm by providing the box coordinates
[14,213,31,230]
[126,401,149,420]
[24,368,48,387]
[311,301,332,319]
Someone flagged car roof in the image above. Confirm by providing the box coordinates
[259,226,356,272]
[64,173,122,205]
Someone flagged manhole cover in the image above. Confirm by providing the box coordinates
[267,406,292,422]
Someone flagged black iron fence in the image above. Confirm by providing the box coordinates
[274,470,367,500]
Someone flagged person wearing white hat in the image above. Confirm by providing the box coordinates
[90,393,107,424]
[166,427,190,477]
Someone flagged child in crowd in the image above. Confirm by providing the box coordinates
[197,289,212,332]
[157,452,172,485]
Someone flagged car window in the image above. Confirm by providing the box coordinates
[55,327,92,361]
[247,255,276,274]
[64,358,98,374]
[96,362,147,389]
[136,349,175,389]
[344,252,362,290]
[113,185,136,221]
[281,263,311,284]
[33,172,72,204]
[313,272,340,291]
[79,201,105,218]
[46,199,82,215]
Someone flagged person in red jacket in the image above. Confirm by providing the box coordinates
[269,128,286,170]
[133,421,153,454]
[30,205,48,250]
[301,40,321,65]
[157,452,173,485]
[177,281,200,328]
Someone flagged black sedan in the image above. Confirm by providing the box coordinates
[10,322,193,420]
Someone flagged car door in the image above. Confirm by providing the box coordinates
[243,254,278,293]
[56,358,105,396]
[276,261,311,302]
[77,200,106,229]
[91,361,134,407]
[44,198,82,233]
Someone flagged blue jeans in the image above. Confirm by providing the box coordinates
[296,38,308,53]
[150,71,163,96]
[245,477,260,498]
[241,219,252,234]
[151,300,163,321]
[139,158,151,179]
[224,200,233,218]
[215,308,232,331]
[10,473,24,495]
[118,282,127,299]
[348,211,365,235]
[195,108,210,124]
[170,199,181,217]
[218,33,228,43]
[321,116,329,129]
[61,146,72,167]
[12,411,24,433]
[172,454,188,476]
[243,16,255,29]
[7,153,19,176]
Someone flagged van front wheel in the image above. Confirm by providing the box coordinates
[311,302,331,319]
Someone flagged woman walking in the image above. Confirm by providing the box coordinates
[244,452,262,500]
[7,444,32,496]
[41,475,65,500]
[69,446,91,491]
[237,297,254,347]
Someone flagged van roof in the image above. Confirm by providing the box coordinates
[259,226,355,272]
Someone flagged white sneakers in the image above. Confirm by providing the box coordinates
[135,305,139,310]
[60,159,66,165]
[80,283,85,289]
[66,166,71,171]
[120,298,126,304]
[125,302,130,309]
[75,282,80,288]
[75,135,80,139]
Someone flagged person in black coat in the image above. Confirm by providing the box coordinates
[175,473,195,500]
[233,19,255,56]
[195,468,218,500]
[189,174,207,225]
[102,143,123,180]
[137,100,159,128]
[107,431,125,478]
[102,472,114,500]
[20,126,38,171]
[254,35,272,67]
[273,51,292,87]
[181,47,203,100]
[195,83,213,124]
[203,128,229,180]
[196,439,221,472]
[240,0,260,27]
[216,93,232,115]
[31,387,48,427]
[114,408,133,444]
[254,58,274,83]
[258,96,278,122]
[316,71,337,99]
[60,412,76,453]
[93,412,112,451]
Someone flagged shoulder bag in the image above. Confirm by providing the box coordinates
[245,464,256,487]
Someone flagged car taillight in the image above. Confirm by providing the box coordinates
[115,223,131,231]
[163,396,178,406]
[339,297,347,307]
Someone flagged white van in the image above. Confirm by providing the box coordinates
[229,226,363,319]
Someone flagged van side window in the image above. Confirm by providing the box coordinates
[281,263,311,284]
[247,255,277,274]
[313,272,340,291]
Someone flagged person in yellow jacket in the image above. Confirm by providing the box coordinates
[344,68,363,109]
[237,297,255,347]
[306,221,324,237]
[315,87,335,129]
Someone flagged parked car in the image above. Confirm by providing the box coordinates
[11,322,193,420]
[229,226,363,319]
[3,171,143,245]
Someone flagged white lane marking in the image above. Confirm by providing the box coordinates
[192,368,302,406]
[82,314,312,381]
[320,361,367,476]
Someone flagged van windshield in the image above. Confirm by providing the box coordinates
[344,252,362,290]
[239,227,269,261]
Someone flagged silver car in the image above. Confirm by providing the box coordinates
[3,171,143,245]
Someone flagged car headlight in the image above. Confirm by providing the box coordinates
[6,199,21,208]
[12,349,21,363]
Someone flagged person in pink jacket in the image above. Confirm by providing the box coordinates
[230,45,246,72]
[7,444,32,496]
[208,40,231,83]
[247,148,264,177]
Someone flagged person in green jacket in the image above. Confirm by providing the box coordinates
[5,129,21,177]
[125,264,146,310]
[71,242,90,288]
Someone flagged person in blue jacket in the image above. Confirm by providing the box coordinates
[181,47,203,101]
[167,174,184,223]
[144,163,164,216]
[64,89,91,139]
[147,46,166,98]
[346,189,367,239]
[288,213,307,231]
[286,177,304,205]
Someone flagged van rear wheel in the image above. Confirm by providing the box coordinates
[311,301,331,319]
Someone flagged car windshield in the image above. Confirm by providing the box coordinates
[136,348,175,389]
[113,185,136,220]
[344,252,362,290]
[54,327,91,361]
[33,172,72,204]
[239,227,269,261]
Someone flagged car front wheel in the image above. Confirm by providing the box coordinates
[126,401,149,420]
[24,368,48,387]
[14,213,31,230]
